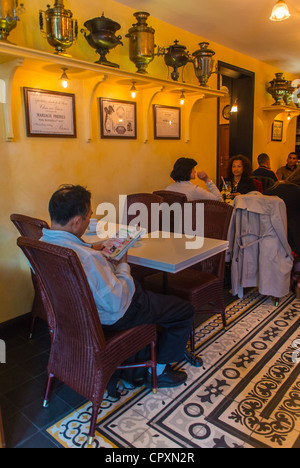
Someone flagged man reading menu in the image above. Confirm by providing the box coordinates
[41,184,195,388]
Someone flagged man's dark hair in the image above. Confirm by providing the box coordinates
[170,157,197,182]
[49,184,91,226]
[257,153,269,166]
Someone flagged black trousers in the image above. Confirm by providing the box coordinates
[103,281,194,364]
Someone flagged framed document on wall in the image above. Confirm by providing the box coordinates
[23,88,77,138]
[99,98,137,139]
[271,120,283,142]
[153,105,181,139]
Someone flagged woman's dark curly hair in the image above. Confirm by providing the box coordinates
[226,154,253,179]
[170,157,197,182]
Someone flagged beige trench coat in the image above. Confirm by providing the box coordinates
[228,192,294,298]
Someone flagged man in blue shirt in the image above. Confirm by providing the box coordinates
[41,184,195,388]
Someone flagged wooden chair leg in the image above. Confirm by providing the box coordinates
[43,373,54,407]
[221,310,227,328]
[87,404,100,446]
[190,324,195,354]
[150,341,157,393]
[184,323,203,367]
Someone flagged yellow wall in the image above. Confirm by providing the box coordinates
[0,0,298,322]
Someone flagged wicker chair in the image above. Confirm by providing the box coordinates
[123,193,163,233]
[16,236,157,446]
[144,200,233,361]
[252,178,263,193]
[153,190,187,205]
[153,190,188,233]
[251,175,276,192]
[122,193,163,283]
[10,213,50,338]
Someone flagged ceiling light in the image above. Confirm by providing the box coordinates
[270,0,291,22]
[59,68,69,89]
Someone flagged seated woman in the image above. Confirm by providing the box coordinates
[225,154,256,198]
[165,157,222,202]
[264,167,300,258]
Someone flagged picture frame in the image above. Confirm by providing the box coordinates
[153,105,181,139]
[99,98,137,139]
[271,120,283,142]
[23,87,76,138]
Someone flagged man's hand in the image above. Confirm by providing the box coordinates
[108,252,128,266]
[197,171,209,183]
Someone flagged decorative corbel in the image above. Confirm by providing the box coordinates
[0,58,24,142]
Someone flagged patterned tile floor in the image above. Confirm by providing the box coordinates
[1,289,299,448]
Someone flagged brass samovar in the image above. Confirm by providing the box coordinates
[39,0,78,56]
[125,12,155,74]
[0,0,25,42]
[192,42,216,87]
[267,73,288,105]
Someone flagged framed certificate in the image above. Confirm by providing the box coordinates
[23,88,77,138]
[153,105,181,139]
[271,120,283,142]
[99,98,137,139]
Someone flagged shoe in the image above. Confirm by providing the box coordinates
[145,365,187,388]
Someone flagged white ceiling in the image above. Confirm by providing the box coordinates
[115,0,300,76]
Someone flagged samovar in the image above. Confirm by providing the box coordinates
[192,42,216,87]
[39,0,78,56]
[157,40,190,81]
[267,73,288,105]
[283,80,295,106]
[0,0,25,42]
[125,11,155,74]
[81,13,123,68]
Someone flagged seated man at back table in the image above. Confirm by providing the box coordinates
[252,153,278,182]
[277,152,298,180]
[41,184,195,388]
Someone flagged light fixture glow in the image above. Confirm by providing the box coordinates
[270,0,291,21]
[130,81,137,99]
[230,99,238,113]
[59,68,69,89]
[179,91,185,106]
[287,112,291,120]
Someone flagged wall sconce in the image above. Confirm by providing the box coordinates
[59,68,69,88]
[230,99,238,113]
[287,112,291,121]
[179,91,185,105]
[270,0,291,21]
[130,81,137,99]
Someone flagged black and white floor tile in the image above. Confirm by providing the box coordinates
[47,290,300,448]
